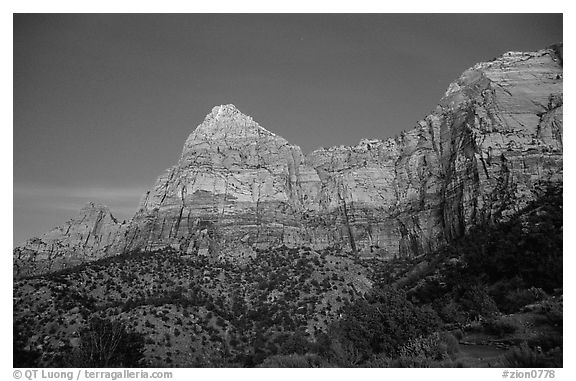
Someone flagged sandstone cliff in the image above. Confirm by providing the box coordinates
[13,202,130,277]
[14,45,563,276]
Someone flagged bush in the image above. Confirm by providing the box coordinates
[458,284,499,319]
[527,332,562,352]
[72,317,145,367]
[399,333,449,361]
[325,337,364,367]
[363,354,395,368]
[461,183,562,293]
[327,286,441,360]
[483,316,524,337]
[447,328,464,341]
[280,330,311,355]
[500,343,562,368]
[392,355,439,368]
[541,299,563,328]
[364,352,458,368]
[436,298,467,324]
[258,353,334,368]
[490,281,547,314]
[439,332,461,357]
[13,325,41,367]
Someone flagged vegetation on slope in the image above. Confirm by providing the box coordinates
[13,182,562,367]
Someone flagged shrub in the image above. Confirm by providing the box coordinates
[483,316,524,337]
[439,332,461,357]
[13,326,41,367]
[393,355,437,368]
[398,331,460,362]
[327,286,441,360]
[461,183,562,293]
[436,298,467,324]
[72,317,145,367]
[258,353,332,368]
[365,351,458,368]
[527,332,562,352]
[490,282,547,314]
[448,328,464,341]
[540,299,563,328]
[500,343,561,368]
[363,354,394,368]
[47,322,58,334]
[215,317,226,328]
[458,284,499,319]
[280,330,311,355]
[322,339,364,367]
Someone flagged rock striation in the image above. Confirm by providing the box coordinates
[14,45,563,277]
[13,202,130,277]
[125,104,315,259]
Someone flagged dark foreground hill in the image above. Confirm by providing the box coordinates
[14,182,562,367]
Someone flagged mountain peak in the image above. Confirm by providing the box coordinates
[177,103,293,166]
[182,104,280,152]
[209,104,242,118]
[14,45,563,280]
[203,104,252,126]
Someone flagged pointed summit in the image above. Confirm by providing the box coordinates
[180,104,287,161]
[191,104,275,139]
[13,45,563,279]
[207,104,243,119]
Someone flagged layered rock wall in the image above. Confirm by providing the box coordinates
[13,203,131,277]
[14,45,563,276]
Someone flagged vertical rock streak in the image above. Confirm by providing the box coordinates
[14,46,563,276]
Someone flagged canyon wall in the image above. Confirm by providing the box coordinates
[14,45,563,276]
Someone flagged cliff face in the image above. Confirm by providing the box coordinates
[13,203,131,277]
[303,46,563,257]
[14,45,563,276]
[125,104,316,259]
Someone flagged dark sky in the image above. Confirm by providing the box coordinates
[13,13,562,245]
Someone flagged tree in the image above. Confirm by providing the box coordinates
[73,317,145,367]
[13,325,41,367]
[328,286,441,360]
[280,329,311,355]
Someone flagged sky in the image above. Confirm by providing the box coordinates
[13,13,562,245]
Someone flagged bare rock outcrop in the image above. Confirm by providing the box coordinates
[124,104,316,259]
[13,202,130,277]
[14,45,563,276]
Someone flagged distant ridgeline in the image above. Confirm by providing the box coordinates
[14,44,563,277]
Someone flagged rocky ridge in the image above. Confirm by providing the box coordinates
[13,203,130,276]
[14,45,563,277]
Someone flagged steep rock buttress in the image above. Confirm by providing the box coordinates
[14,45,563,276]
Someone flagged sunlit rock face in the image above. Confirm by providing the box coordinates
[432,46,563,244]
[14,45,563,275]
[125,104,318,259]
[13,202,131,277]
[126,45,562,260]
